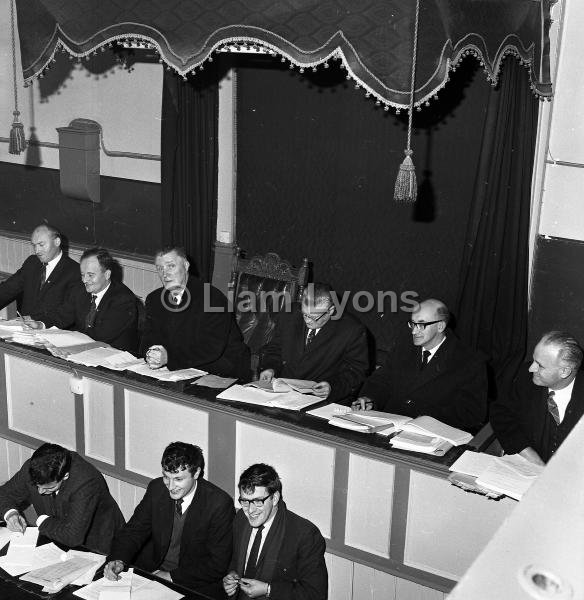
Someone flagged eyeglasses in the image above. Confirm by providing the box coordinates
[238,493,273,508]
[407,319,443,331]
[302,310,330,323]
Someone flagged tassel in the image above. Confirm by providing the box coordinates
[9,110,26,155]
[394,150,417,203]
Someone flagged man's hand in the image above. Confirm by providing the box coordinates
[145,345,168,369]
[22,318,45,330]
[222,571,241,597]
[259,369,275,382]
[519,446,545,466]
[312,381,331,398]
[351,396,374,411]
[5,511,27,534]
[104,560,125,581]
[239,578,269,598]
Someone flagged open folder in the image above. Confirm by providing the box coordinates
[246,378,317,394]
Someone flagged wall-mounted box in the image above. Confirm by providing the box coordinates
[56,118,101,203]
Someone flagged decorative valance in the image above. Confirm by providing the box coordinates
[15,0,552,108]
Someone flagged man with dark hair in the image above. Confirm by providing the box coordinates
[223,463,327,600]
[490,331,584,464]
[140,246,250,379]
[259,283,369,402]
[105,441,234,595]
[41,247,139,352]
[0,443,124,553]
[0,224,81,322]
[355,298,488,433]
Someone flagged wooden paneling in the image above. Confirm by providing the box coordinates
[83,378,115,465]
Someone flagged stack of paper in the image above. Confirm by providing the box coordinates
[74,572,185,600]
[126,363,207,381]
[217,384,323,410]
[328,410,407,434]
[63,347,143,370]
[38,329,100,348]
[247,378,317,394]
[389,416,472,454]
[20,555,99,593]
[307,403,352,420]
[0,527,39,575]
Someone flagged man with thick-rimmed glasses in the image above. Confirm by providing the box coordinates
[355,298,487,433]
[223,463,327,600]
[258,283,369,403]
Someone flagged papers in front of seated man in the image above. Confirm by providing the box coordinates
[328,410,407,434]
[307,403,352,420]
[389,415,472,447]
[246,378,318,394]
[20,554,98,593]
[0,526,39,575]
[125,362,207,381]
[73,571,184,600]
[217,384,323,410]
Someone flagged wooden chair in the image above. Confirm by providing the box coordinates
[229,249,309,378]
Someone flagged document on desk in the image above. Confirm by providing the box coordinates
[74,572,184,600]
[20,555,100,592]
[192,374,238,389]
[307,403,352,420]
[217,384,323,410]
[0,527,39,575]
[0,526,11,551]
[475,454,544,501]
[126,363,207,381]
[64,347,143,370]
[449,450,498,477]
[38,329,98,348]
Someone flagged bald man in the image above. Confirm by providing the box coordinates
[356,299,487,433]
[0,224,81,322]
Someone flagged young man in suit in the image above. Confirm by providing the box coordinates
[0,224,81,322]
[42,247,139,353]
[0,443,125,553]
[259,283,369,403]
[355,298,487,433]
[105,442,234,595]
[223,463,327,600]
[490,331,584,464]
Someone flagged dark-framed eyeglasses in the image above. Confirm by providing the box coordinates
[238,493,273,508]
[407,319,443,331]
[302,310,330,323]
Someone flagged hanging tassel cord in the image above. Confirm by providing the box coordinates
[394,0,420,203]
[9,0,26,155]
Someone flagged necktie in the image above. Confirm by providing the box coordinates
[244,525,264,579]
[175,498,183,515]
[305,328,316,348]
[170,291,181,305]
[420,349,431,370]
[85,295,97,328]
[547,390,560,425]
[39,264,47,289]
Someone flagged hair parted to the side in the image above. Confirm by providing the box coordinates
[238,463,283,498]
[80,247,115,272]
[161,441,205,478]
[29,443,72,485]
[541,331,583,370]
[155,246,188,261]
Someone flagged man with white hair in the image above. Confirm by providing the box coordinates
[490,331,584,464]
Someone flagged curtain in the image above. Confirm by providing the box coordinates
[455,57,539,396]
[161,68,219,282]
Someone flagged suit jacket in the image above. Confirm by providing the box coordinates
[0,452,125,554]
[108,478,234,591]
[360,332,488,433]
[0,254,82,322]
[43,280,139,353]
[140,277,250,380]
[260,308,369,403]
[490,368,584,463]
[229,501,327,600]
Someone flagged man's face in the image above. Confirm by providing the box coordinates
[239,485,279,528]
[162,467,199,500]
[81,256,111,294]
[529,341,569,389]
[155,251,189,290]
[409,303,445,349]
[31,228,61,264]
[36,473,68,495]
[301,296,333,330]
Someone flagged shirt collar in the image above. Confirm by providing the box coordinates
[423,334,447,361]
[550,377,576,423]
[92,282,111,307]
[44,251,63,277]
[179,480,198,513]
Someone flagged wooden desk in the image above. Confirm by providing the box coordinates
[0,341,516,596]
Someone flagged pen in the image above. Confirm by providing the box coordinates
[16,310,32,329]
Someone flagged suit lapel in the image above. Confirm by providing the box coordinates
[39,255,65,296]
[406,336,453,392]
[158,491,174,553]
[290,313,307,359]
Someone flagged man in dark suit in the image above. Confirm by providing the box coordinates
[355,299,487,433]
[490,331,584,464]
[105,442,234,595]
[0,443,125,554]
[259,283,369,403]
[223,463,327,600]
[0,224,80,322]
[140,246,250,379]
[42,247,139,353]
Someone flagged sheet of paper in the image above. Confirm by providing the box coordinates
[74,572,183,600]
[449,450,497,476]
[0,526,11,551]
[216,384,275,406]
[475,455,543,501]
[307,403,351,420]
[39,329,98,348]
[30,542,67,569]
[403,416,472,446]
[99,568,133,599]
[20,555,99,592]
[268,391,323,411]
[192,374,238,389]
[67,549,106,586]
[126,363,207,381]
[6,526,39,566]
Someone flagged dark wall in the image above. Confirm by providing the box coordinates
[0,163,161,255]
[235,57,490,352]
[529,235,584,350]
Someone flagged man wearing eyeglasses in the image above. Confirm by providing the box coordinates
[104,442,234,596]
[355,298,487,433]
[258,283,369,403]
[223,463,327,600]
[0,443,124,553]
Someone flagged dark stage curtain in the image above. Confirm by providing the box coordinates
[161,69,219,282]
[455,58,539,395]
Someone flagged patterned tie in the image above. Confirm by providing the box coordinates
[420,349,431,370]
[85,295,97,328]
[170,291,181,305]
[39,264,47,290]
[547,390,560,425]
[305,328,316,348]
[175,498,183,516]
[244,525,264,579]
